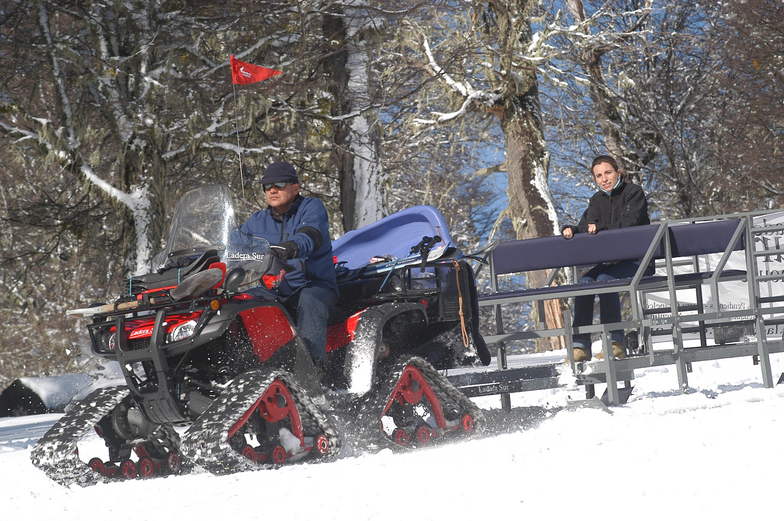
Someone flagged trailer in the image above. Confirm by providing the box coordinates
[446,209,784,408]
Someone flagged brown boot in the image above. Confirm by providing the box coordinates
[572,347,590,362]
[595,342,626,360]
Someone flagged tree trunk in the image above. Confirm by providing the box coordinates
[323,6,385,233]
[500,82,565,351]
[344,36,385,229]
[322,10,350,234]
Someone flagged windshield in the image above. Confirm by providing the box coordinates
[150,184,269,272]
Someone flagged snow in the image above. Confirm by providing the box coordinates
[2,346,783,520]
[15,363,126,410]
[531,153,561,235]
[422,37,473,99]
[16,374,95,410]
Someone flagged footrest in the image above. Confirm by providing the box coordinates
[575,369,634,385]
[565,397,614,413]
[574,365,635,385]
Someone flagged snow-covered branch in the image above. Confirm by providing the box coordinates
[78,165,151,275]
[334,1,427,16]
[413,92,485,125]
[423,37,475,98]
[415,36,499,125]
[201,142,283,155]
[565,0,653,56]
[0,121,44,145]
[754,178,784,196]
[2,110,152,274]
[202,34,289,77]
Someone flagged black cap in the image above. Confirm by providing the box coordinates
[261,161,299,184]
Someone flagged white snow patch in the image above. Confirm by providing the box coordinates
[2,347,783,520]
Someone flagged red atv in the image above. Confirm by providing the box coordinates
[31,185,489,485]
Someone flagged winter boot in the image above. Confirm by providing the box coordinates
[572,347,590,362]
[595,342,626,360]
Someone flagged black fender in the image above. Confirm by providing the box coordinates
[463,261,492,365]
[342,302,427,396]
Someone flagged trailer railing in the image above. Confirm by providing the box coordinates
[472,209,784,408]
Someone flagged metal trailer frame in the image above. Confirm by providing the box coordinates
[462,209,784,408]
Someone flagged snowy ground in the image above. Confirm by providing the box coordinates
[2,349,783,521]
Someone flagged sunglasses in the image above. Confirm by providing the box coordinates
[263,182,290,191]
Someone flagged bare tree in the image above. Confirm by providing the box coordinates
[0,0,503,382]
[554,1,783,218]
[705,0,784,209]
[390,1,599,350]
[0,0,343,383]
[564,0,655,182]
[321,1,390,231]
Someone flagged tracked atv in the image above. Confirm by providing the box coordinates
[31,185,490,486]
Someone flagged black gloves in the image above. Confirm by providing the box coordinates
[270,240,298,261]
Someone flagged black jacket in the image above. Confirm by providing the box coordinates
[562,180,649,235]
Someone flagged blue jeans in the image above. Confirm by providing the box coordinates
[571,260,641,350]
[285,285,337,362]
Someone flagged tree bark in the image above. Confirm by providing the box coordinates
[322,5,385,232]
[500,81,565,351]
[344,37,385,229]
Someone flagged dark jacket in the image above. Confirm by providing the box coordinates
[562,180,649,235]
[238,195,337,297]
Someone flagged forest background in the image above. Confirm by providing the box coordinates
[0,0,781,388]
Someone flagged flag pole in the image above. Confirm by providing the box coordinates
[229,53,281,202]
[231,81,246,201]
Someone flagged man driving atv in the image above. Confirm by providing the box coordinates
[237,161,338,368]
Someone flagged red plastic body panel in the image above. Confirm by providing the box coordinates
[239,305,296,361]
[325,310,365,353]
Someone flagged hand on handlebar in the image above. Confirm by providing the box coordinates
[270,241,298,261]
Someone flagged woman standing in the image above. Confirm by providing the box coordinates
[561,155,650,361]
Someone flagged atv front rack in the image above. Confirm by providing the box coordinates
[86,298,229,424]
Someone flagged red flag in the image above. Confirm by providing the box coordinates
[230,55,282,85]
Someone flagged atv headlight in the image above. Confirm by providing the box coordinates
[168,320,197,343]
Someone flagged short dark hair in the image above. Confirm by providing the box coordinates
[591,155,620,173]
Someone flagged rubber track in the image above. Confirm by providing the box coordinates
[361,356,484,449]
[30,386,131,487]
[179,368,339,475]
